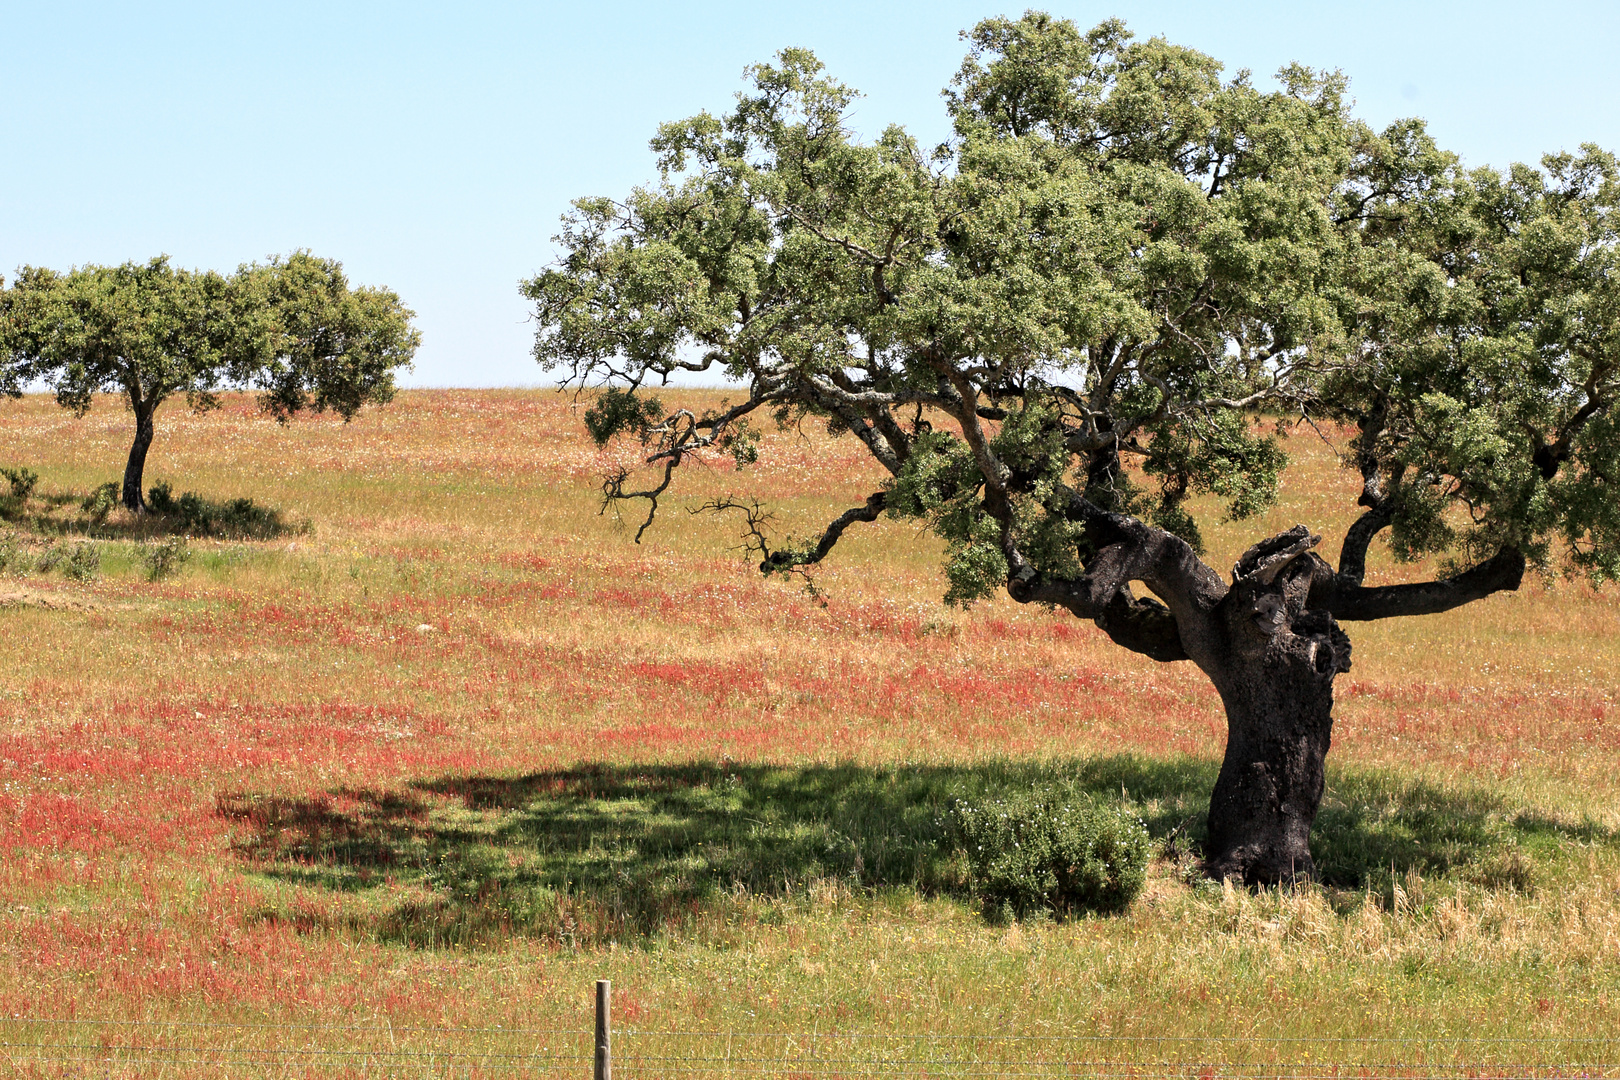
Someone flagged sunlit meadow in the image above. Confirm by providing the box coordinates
[1,388,1618,1073]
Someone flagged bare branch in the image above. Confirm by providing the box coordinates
[601,459,678,543]
[697,491,888,597]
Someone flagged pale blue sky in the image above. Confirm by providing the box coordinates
[2,2,1616,387]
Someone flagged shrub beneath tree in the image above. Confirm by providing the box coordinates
[948,789,1150,919]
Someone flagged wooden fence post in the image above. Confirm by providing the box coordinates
[594,979,611,1080]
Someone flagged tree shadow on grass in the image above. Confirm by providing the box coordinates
[0,482,306,541]
[216,757,1615,948]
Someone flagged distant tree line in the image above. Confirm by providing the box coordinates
[0,251,419,511]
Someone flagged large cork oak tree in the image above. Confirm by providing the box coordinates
[523,13,1620,883]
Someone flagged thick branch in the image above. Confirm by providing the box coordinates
[827,368,912,466]
[1336,506,1393,585]
[1312,547,1526,621]
[1338,395,1394,585]
[798,377,905,475]
[1004,496,1230,665]
[936,366,1009,498]
[1008,575,1189,662]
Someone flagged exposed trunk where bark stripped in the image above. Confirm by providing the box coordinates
[1203,613,1345,883]
[1005,512,1520,886]
[1199,534,1352,884]
[122,406,156,513]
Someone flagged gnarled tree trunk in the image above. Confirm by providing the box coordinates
[1202,605,1349,883]
[1009,511,1520,887]
[1196,530,1353,883]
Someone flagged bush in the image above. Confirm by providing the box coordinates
[37,542,100,581]
[80,482,120,524]
[947,787,1150,920]
[148,482,295,539]
[0,533,20,574]
[144,536,191,582]
[147,481,178,514]
[66,543,101,581]
[1,466,38,499]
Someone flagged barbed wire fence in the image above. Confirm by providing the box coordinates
[4,982,1618,1078]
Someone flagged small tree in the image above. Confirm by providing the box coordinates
[523,14,1620,883]
[1,253,419,512]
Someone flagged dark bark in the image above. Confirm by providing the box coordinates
[757,491,887,573]
[1335,504,1392,586]
[1311,546,1526,621]
[1011,574,1188,661]
[122,404,157,513]
[1196,535,1531,881]
[808,449,1524,883]
[797,492,887,564]
[1202,535,1351,882]
[1007,520,1358,884]
[1004,516,1342,881]
[1166,527,1341,880]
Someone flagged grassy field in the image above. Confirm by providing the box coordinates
[1,388,1618,1074]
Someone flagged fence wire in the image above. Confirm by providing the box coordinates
[4,1019,1618,1078]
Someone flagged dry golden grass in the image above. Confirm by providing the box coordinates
[1,388,1618,1073]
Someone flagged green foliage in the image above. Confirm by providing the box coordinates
[1142,414,1289,554]
[235,250,420,423]
[5,258,231,423]
[79,482,119,524]
[714,415,760,467]
[1328,144,1620,581]
[143,536,191,582]
[946,786,1151,920]
[180,492,293,539]
[1559,413,1620,584]
[884,430,983,521]
[150,480,300,539]
[1,466,38,499]
[146,481,179,515]
[224,763,964,947]
[221,759,1188,946]
[0,533,21,574]
[150,479,302,537]
[528,8,1620,609]
[582,388,664,446]
[884,429,1006,606]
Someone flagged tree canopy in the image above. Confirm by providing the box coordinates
[523,12,1619,883]
[1,252,420,511]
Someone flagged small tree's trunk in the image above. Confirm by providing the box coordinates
[122,406,156,513]
[1201,562,1353,884]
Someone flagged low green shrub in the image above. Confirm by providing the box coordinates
[148,482,297,539]
[66,543,100,581]
[1,466,38,499]
[144,536,191,582]
[947,786,1150,920]
[37,541,100,581]
[147,481,179,514]
[80,482,120,524]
